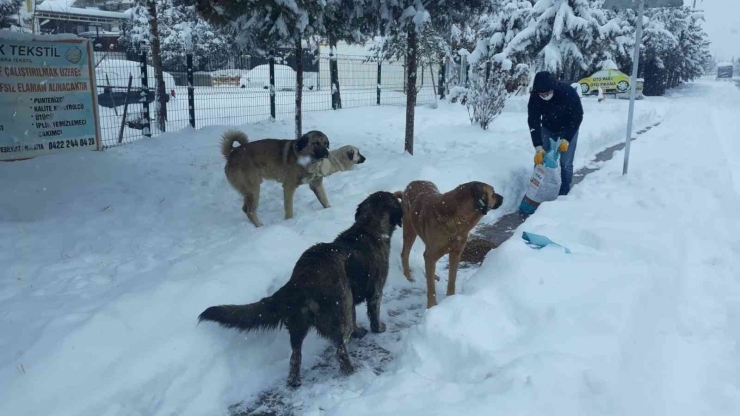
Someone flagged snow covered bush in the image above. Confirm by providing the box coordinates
[450,62,509,130]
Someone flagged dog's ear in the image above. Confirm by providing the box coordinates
[296,134,309,151]
[354,197,370,222]
[346,149,354,161]
[470,182,489,215]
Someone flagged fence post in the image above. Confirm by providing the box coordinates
[140,52,151,137]
[187,54,195,129]
[438,61,446,100]
[377,61,381,105]
[330,51,341,109]
[269,52,276,120]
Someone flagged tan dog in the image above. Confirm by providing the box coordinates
[394,181,503,308]
[221,130,331,228]
[309,145,367,178]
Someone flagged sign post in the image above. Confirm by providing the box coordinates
[602,0,682,175]
[0,33,102,161]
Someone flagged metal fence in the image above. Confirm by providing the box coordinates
[94,51,441,148]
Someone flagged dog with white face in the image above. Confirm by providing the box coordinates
[310,145,367,178]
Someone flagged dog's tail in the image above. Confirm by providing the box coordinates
[392,191,404,200]
[221,130,249,160]
[199,296,282,333]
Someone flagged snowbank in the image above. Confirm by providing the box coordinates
[326,81,740,416]
[1,89,673,416]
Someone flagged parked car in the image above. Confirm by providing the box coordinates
[577,69,632,95]
[239,64,317,91]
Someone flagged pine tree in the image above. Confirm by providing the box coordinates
[481,0,625,80]
[615,6,710,96]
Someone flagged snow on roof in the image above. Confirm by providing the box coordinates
[36,1,130,20]
[718,62,734,67]
[37,0,77,8]
[78,30,121,37]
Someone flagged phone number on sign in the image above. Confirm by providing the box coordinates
[47,137,96,150]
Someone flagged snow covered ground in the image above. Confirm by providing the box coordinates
[3,81,738,416]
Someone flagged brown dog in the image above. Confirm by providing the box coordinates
[221,130,331,227]
[394,181,503,308]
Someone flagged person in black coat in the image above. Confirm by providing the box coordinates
[528,71,584,195]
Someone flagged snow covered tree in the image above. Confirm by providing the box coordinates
[0,0,24,30]
[481,0,626,81]
[120,0,232,71]
[145,0,167,132]
[368,0,487,154]
[615,6,710,96]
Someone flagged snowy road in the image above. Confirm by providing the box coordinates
[2,81,738,416]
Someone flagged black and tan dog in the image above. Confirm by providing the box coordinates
[394,181,503,309]
[221,130,331,227]
[198,191,403,387]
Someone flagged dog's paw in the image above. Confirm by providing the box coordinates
[435,274,442,282]
[403,271,415,282]
[339,361,356,376]
[371,322,386,333]
[352,326,369,339]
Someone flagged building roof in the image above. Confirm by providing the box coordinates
[36,1,130,22]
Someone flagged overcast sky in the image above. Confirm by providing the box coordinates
[685,0,740,61]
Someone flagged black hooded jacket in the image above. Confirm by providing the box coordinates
[527,71,584,147]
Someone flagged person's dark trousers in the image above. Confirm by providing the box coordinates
[541,126,579,195]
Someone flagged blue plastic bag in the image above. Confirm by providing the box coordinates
[522,231,571,254]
